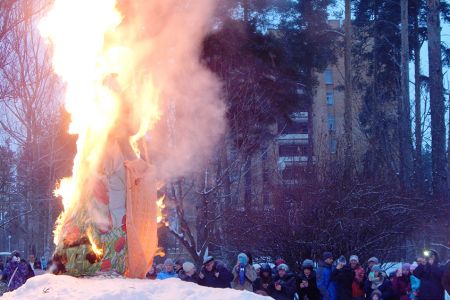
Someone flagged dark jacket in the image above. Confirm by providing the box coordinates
[331,265,354,300]
[253,269,273,295]
[392,275,411,300]
[3,260,29,291]
[413,262,445,300]
[179,270,199,284]
[378,278,397,300]
[297,270,321,300]
[269,273,297,300]
[198,261,233,288]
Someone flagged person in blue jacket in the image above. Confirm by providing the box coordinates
[156,258,178,280]
[316,251,337,300]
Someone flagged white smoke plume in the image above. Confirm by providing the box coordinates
[118,0,225,180]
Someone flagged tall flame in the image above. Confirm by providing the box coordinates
[40,0,160,247]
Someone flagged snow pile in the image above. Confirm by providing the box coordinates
[3,274,268,300]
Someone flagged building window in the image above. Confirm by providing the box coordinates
[326,91,334,105]
[324,69,333,85]
[330,138,337,154]
[282,165,300,180]
[327,114,336,131]
[279,121,308,134]
[279,145,308,157]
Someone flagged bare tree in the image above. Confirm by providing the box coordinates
[0,0,63,256]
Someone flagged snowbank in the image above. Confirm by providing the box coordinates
[2,274,268,300]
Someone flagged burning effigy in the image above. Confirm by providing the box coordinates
[39,0,225,278]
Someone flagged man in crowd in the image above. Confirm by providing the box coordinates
[317,251,336,300]
[413,250,446,300]
[297,259,321,300]
[174,258,185,276]
[253,263,273,296]
[198,256,233,288]
[331,256,354,300]
[269,263,296,300]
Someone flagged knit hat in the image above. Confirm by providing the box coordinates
[11,250,20,258]
[371,265,382,272]
[275,259,286,266]
[368,257,379,264]
[203,256,214,265]
[260,263,272,273]
[277,263,289,271]
[302,259,314,268]
[164,258,174,266]
[322,252,333,261]
[238,253,248,265]
[349,255,359,263]
[182,262,195,273]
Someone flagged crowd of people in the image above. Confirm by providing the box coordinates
[0,249,449,299]
[149,250,450,300]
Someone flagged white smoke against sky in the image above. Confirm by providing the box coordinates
[118,0,226,180]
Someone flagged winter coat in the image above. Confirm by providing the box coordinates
[443,263,450,295]
[231,264,257,292]
[269,273,297,300]
[331,265,354,300]
[317,261,337,300]
[297,271,321,300]
[413,262,445,300]
[253,271,273,295]
[3,260,29,291]
[156,270,178,280]
[410,275,420,300]
[352,265,365,298]
[392,275,411,300]
[198,261,233,289]
[365,273,395,300]
[377,279,397,300]
[179,270,199,284]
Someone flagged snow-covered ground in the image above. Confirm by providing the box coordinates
[2,274,268,300]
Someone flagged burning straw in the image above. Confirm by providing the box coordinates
[39,0,224,277]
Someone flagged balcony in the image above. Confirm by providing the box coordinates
[290,112,308,122]
[278,156,309,168]
[277,134,309,144]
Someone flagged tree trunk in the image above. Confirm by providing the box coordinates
[399,0,414,191]
[413,0,424,192]
[343,0,353,184]
[427,0,447,199]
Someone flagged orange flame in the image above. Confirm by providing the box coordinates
[156,195,166,224]
[87,227,103,257]
[40,0,161,249]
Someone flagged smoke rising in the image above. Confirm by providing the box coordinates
[118,0,225,180]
